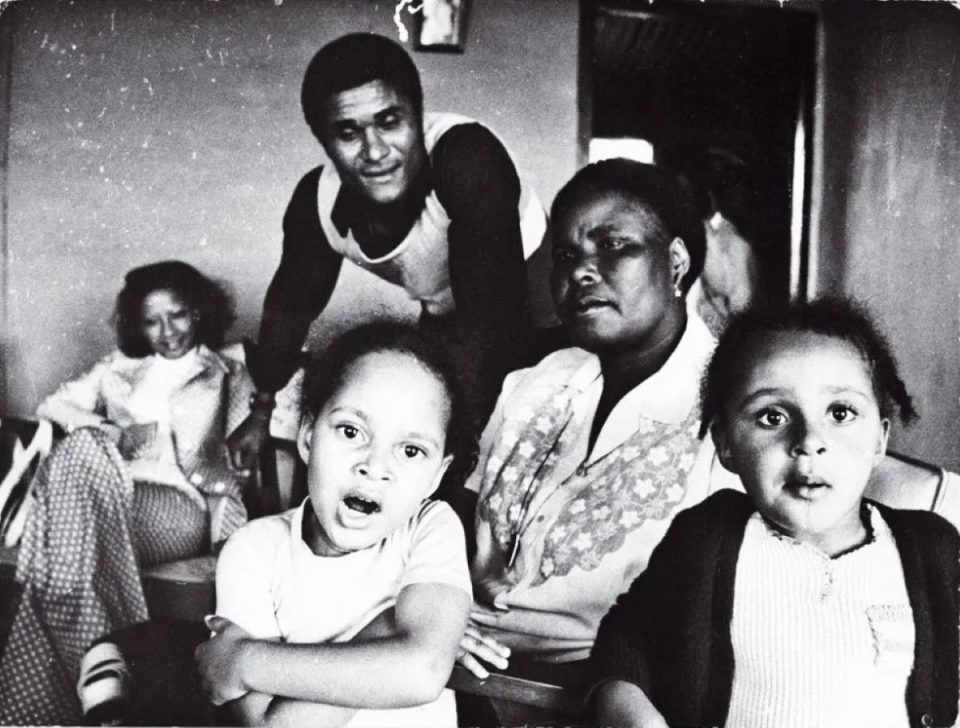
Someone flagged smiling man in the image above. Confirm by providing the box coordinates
[230,32,546,468]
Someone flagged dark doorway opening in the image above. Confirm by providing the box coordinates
[581,1,817,307]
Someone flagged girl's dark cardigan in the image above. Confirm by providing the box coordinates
[590,489,959,728]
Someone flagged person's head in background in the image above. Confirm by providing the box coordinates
[549,159,706,359]
[657,143,768,334]
[115,260,234,359]
[658,144,764,245]
[701,297,917,556]
[296,321,476,556]
[301,32,427,205]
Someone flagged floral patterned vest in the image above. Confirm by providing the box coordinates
[476,354,702,589]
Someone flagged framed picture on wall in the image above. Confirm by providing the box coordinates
[415,0,469,53]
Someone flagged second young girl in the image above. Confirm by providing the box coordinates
[590,297,959,728]
[197,321,475,727]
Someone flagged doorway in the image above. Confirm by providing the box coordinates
[580,1,817,305]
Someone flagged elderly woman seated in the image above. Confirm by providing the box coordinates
[0,260,252,725]
[455,159,718,722]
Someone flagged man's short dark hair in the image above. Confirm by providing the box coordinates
[301,33,423,144]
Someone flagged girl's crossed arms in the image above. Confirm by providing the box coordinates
[196,322,476,727]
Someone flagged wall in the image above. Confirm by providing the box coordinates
[0,0,579,415]
[815,3,960,470]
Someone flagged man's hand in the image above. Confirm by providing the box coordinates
[456,621,511,680]
[196,615,253,705]
[227,410,272,472]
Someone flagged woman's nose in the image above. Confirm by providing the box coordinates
[790,420,827,458]
[571,255,600,285]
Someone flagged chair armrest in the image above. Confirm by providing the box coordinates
[865,451,943,512]
[1,545,217,623]
[142,556,217,622]
[445,663,579,713]
[931,469,960,532]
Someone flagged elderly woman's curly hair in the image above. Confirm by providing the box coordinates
[114,260,235,358]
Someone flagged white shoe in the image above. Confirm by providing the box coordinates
[77,641,131,725]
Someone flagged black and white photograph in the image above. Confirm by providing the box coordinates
[0,0,958,726]
[416,0,468,52]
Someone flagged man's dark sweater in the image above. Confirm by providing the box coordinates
[247,122,533,406]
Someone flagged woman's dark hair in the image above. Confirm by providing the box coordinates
[550,159,706,293]
[301,33,424,145]
[699,296,917,438]
[114,260,235,358]
[301,321,477,491]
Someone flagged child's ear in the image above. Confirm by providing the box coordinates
[425,454,454,498]
[711,421,738,473]
[296,416,315,465]
[874,418,891,462]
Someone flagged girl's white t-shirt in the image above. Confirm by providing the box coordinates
[215,498,471,727]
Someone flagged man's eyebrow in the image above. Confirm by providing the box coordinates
[374,105,405,119]
[329,106,405,128]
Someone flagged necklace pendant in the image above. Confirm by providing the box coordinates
[507,533,521,569]
[576,462,587,477]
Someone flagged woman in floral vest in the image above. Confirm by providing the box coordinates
[457,160,717,723]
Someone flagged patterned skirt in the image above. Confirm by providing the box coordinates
[0,428,208,724]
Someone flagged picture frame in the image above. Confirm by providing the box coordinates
[415,0,469,53]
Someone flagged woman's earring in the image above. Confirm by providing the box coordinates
[673,273,683,298]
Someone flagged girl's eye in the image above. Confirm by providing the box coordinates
[829,405,857,423]
[336,424,360,440]
[402,444,425,460]
[552,248,576,264]
[170,308,191,321]
[757,409,787,427]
